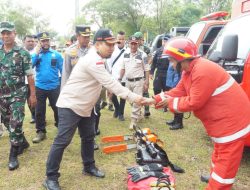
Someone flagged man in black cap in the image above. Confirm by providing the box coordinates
[43,28,148,190]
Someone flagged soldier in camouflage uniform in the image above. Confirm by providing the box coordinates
[134,31,152,118]
[0,21,36,170]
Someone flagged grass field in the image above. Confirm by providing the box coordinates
[0,102,250,190]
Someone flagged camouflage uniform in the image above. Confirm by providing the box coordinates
[0,44,33,145]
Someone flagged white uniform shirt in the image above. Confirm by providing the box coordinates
[106,45,126,82]
[56,47,140,117]
[122,49,150,79]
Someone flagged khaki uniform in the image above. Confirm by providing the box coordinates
[57,47,140,117]
[122,49,150,120]
[61,42,91,89]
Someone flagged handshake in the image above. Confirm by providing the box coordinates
[134,96,169,108]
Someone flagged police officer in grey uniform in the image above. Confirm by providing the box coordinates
[119,36,150,130]
[61,25,91,88]
[43,29,148,190]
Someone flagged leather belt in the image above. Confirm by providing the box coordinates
[127,77,144,82]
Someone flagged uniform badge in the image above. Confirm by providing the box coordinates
[96,61,104,65]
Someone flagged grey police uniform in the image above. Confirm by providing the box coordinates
[61,42,90,89]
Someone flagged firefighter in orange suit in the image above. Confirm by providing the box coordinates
[143,37,250,190]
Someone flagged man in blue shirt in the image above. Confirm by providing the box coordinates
[31,32,63,143]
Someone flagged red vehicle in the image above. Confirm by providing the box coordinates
[186,11,228,55]
[206,0,250,146]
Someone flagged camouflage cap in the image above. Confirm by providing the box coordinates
[0,21,15,33]
[133,31,143,39]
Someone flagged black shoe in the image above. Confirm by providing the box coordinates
[94,143,99,150]
[95,129,100,136]
[166,119,175,126]
[113,111,119,118]
[83,166,105,178]
[200,174,210,183]
[169,123,183,130]
[43,179,61,190]
[144,111,151,118]
[9,146,19,171]
[30,118,35,124]
[108,104,114,111]
[18,136,30,155]
[100,102,107,109]
[118,115,125,121]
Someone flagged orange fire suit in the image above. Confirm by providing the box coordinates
[154,57,250,190]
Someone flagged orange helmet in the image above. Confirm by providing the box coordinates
[163,37,198,62]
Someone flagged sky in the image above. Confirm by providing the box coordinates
[12,0,88,36]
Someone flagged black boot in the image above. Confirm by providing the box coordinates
[200,174,210,183]
[18,136,30,155]
[169,113,183,130]
[9,145,19,170]
[166,119,175,126]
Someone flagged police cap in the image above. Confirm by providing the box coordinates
[76,25,92,36]
[129,36,138,44]
[93,28,117,44]
[37,32,50,41]
[0,21,15,33]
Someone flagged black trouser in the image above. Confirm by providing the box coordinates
[111,82,126,116]
[35,86,60,133]
[153,76,167,95]
[94,99,101,134]
[165,86,184,123]
[46,108,96,181]
[27,85,35,120]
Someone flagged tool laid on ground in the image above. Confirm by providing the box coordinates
[102,126,184,173]
[102,127,162,154]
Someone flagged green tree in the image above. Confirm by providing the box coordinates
[83,0,152,36]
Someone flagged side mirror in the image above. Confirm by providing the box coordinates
[221,34,238,61]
